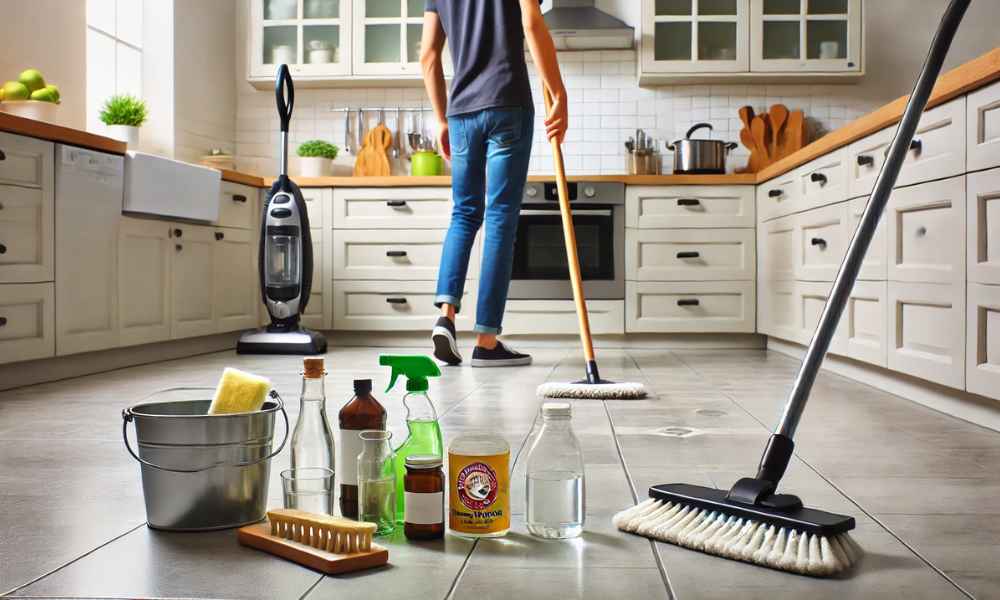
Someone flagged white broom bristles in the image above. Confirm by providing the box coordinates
[613,498,862,576]
[536,381,647,399]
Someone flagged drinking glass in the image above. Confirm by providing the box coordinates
[281,467,335,514]
[357,430,396,535]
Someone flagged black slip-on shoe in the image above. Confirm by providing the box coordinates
[431,316,462,365]
[470,341,532,367]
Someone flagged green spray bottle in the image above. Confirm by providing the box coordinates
[379,355,444,524]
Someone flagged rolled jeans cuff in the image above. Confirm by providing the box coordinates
[474,324,501,335]
[434,294,462,312]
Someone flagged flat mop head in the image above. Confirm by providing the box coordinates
[537,380,646,400]
[613,483,860,576]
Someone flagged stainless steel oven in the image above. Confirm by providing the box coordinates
[508,181,624,300]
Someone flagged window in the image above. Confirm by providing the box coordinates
[86,0,143,132]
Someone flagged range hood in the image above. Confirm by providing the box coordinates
[543,0,634,51]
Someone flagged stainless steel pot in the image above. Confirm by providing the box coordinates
[668,123,737,174]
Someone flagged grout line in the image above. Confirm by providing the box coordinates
[1,523,145,597]
[297,574,326,600]
[442,539,479,600]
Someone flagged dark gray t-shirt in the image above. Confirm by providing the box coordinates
[425,0,536,117]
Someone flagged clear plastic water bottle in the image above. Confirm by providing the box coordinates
[525,402,585,539]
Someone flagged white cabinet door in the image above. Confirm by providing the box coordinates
[887,176,966,285]
[0,184,53,283]
[844,280,887,367]
[627,228,756,281]
[887,281,965,389]
[626,281,755,333]
[846,126,891,200]
[503,300,624,336]
[118,218,172,347]
[757,168,801,221]
[793,280,847,354]
[0,132,52,188]
[248,0,353,80]
[640,0,749,74]
[796,202,848,282]
[171,225,215,339]
[352,0,426,77]
[213,228,258,333]
[966,167,1000,285]
[217,182,258,230]
[758,279,797,340]
[301,186,329,229]
[967,79,1000,172]
[300,235,327,330]
[0,282,54,364]
[847,196,887,281]
[896,97,966,189]
[758,213,796,281]
[967,283,1000,400]
[626,185,755,228]
[332,279,475,331]
[799,148,848,211]
[334,228,479,280]
[749,0,862,74]
[332,187,452,229]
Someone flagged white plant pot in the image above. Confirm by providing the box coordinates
[107,125,140,147]
[299,156,330,177]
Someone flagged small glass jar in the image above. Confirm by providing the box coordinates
[404,455,445,540]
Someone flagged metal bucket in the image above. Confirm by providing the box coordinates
[122,387,289,531]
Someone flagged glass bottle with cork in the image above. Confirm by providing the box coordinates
[290,357,336,478]
[337,378,386,519]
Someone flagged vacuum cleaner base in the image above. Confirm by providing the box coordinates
[237,328,327,355]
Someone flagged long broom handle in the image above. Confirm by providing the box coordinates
[543,86,597,365]
[776,0,971,440]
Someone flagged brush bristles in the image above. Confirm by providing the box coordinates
[267,509,376,554]
[613,498,862,576]
[536,381,647,399]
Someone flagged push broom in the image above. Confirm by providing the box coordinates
[613,0,971,576]
[536,86,646,400]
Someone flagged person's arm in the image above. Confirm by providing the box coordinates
[520,0,567,143]
[419,10,451,159]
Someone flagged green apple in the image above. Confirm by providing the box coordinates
[44,84,60,102]
[0,87,4,102]
[18,69,46,92]
[30,88,57,103]
[2,81,30,101]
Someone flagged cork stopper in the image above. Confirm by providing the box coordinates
[303,357,325,379]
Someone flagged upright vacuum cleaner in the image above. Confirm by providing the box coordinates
[614,0,971,576]
[238,65,327,355]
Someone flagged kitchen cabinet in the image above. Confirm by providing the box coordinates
[886,176,966,285]
[887,281,965,389]
[796,202,848,282]
[793,280,846,354]
[756,167,801,221]
[847,196,887,281]
[171,225,216,339]
[626,280,756,333]
[627,228,755,281]
[626,185,755,229]
[749,0,862,74]
[758,213,796,280]
[217,182,259,230]
[967,80,1000,172]
[332,186,452,229]
[640,0,749,75]
[248,0,352,83]
[213,227,258,333]
[0,283,55,364]
[758,279,797,339]
[843,280,888,367]
[353,0,424,76]
[966,167,1000,285]
[0,133,53,284]
[334,228,480,280]
[503,300,625,336]
[799,148,848,211]
[118,218,172,347]
[967,283,1000,400]
[332,279,475,331]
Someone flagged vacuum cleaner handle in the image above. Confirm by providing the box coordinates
[775,0,971,441]
[275,64,295,177]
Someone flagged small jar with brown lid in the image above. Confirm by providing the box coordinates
[404,454,445,540]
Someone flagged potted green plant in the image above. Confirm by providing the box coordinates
[99,94,148,147]
[297,140,339,177]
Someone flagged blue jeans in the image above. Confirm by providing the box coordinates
[435,107,534,334]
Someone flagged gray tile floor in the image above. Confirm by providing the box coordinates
[1,345,997,599]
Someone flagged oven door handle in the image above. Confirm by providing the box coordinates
[519,209,613,217]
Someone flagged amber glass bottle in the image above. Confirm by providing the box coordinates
[338,379,387,519]
[404,455,445,540]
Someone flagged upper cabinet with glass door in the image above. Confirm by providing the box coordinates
[641,0,749,75]
[249,0,352,82]
[751,0,862,73]
[353,0,451,77]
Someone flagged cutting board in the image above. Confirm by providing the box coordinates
[354,124,392,176]
[237,522,389,575]
[737,104,807,173]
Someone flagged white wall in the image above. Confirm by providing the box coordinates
[0,0,86,129]
[140,0,174,156]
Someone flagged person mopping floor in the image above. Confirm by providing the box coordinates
[419,0,567,367]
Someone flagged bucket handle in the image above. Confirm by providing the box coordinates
[122,390,290,474]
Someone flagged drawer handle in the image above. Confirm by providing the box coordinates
[677,299,700,307]
[0,316,6,327]
[173,228,183,238]
[386,297,408,305]
[0,149,5,161]
[386,200,407,208]
[386,250,408,258]
[0,202,4,211]
[910,139,922,153]
[811,237,827,248]
[175,244,183,252]
[916,226,927,237]
[857,155,874,166]
[232,194,248,203]
[810,173,828,185]
[677,198,701,207]
[215,232,225,241]
[768,189,783,198]
[0,243,6,254]
[676,251,700,259]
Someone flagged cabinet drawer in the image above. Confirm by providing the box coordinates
[0,282,55,364]
[897,97,966,188]
[332,187,452,229]
[0,132,51,188]
[888,281,965,389]
[847,196,888,280]
[967,167,1000,284]
[0,184,53,282]
[758,280,797,341]
[793,281,846,355]
[757,169,800,222]
[217,182,257,230]
[797,203,849,282]
[502,300,624,335]
[302,187,328,230]
[626,185,754,228]
[967,80,1000,172]
[967,283,1000,400]
[887,176,966,284]
[626,281,755,333]
[627,228,755,281]
[843,281,888,367]
[800,149,848,211]
[332,280,474,331]
[333,229,480,281]
[758,214,796,281]
[847,127,892,200]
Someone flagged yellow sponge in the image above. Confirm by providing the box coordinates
[208,368,272,415]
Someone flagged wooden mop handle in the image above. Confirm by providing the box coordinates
[543,86,596,363]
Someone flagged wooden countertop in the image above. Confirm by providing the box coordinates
[254,173,756,188]
[0,112,127,154]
